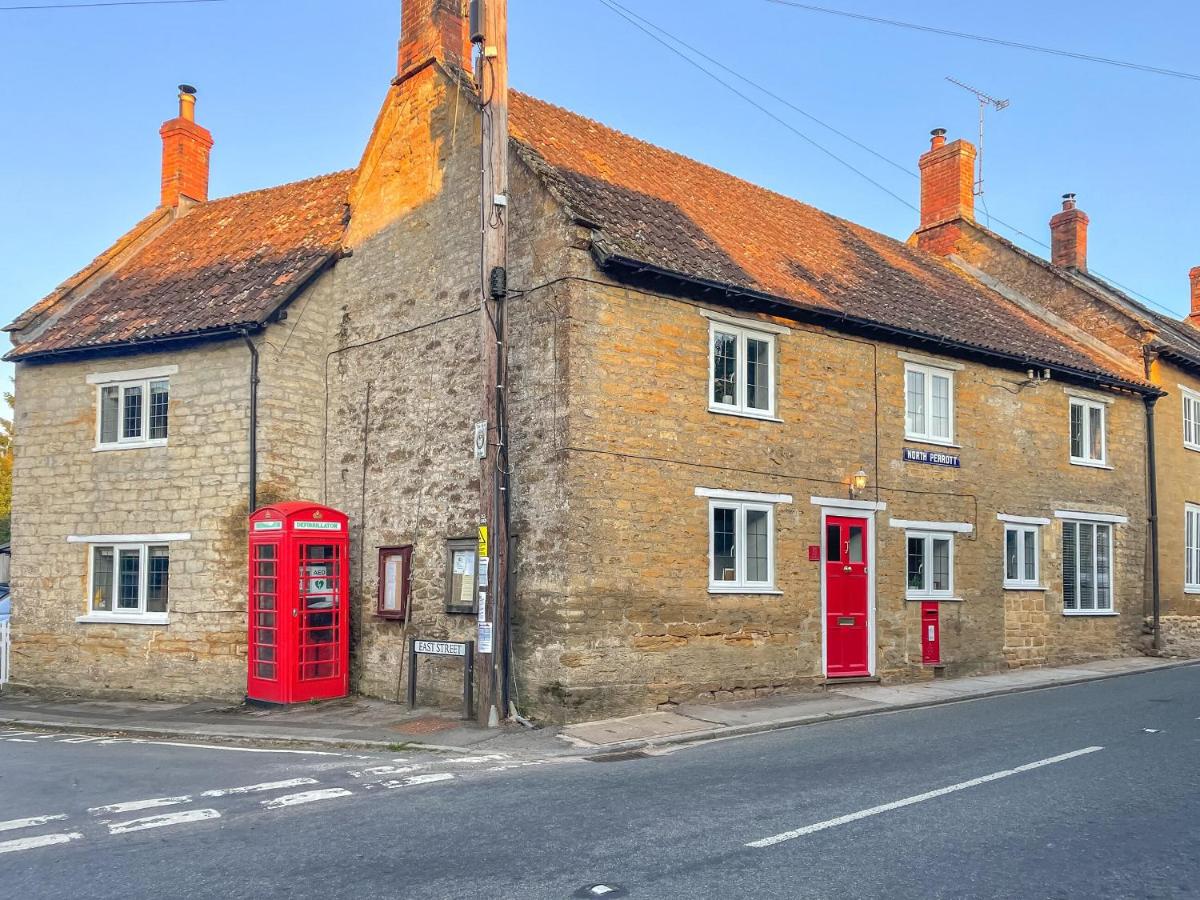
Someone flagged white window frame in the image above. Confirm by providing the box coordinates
[1003,523,1042,589]
[1186,504,1200,594]
[1182,386,1200,452]
[89,365,176,452]
[81,542,171,625]
[707,320,777,420]
[904,530,955,600]
[698,487,789,594]
[1060,519,1116,615]
[903,362,955,446]
[1068,396,1108,467]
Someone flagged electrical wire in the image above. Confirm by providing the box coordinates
[593,0,918,212]
[1,0,222,9]
[762,0,1200,83]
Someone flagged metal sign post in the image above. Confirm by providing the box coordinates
[407,638,475,720]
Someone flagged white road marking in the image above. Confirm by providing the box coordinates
[0,832,83,854]
[0,814,69,832]
[58,736,101,744]
[108,809,220,834]
[88,796,191,815]
[201,778,319,797]
[444,754,508,765]
[350,765,424,778]
[747,746,1105,849]
[397,773,455,787]
[262,788,353,809]
[5,738,37,743]
[133,740,345,756]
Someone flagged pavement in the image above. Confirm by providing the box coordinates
[2,662,1198,898]
[0,656,1191,760]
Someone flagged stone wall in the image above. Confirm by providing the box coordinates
[514,278,1148,722]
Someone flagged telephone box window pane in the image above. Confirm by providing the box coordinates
[255,662,275,679]
[713,506,737,582]
[712,330,738,407]
[100,386,120,444]
[847,526,864,564]
[146,546,169,613]
[118,549,141,610]
[826,524,842,562]
[745,508,768,583]
[256,544,277,560]
[92,547,114,612]
[256,612,276,627]
[257,646,275,662]
[122,385,143,440]
[149,380,169,440]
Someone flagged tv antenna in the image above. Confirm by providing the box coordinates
[946,76,1010,198]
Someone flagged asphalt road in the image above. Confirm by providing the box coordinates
[2,665,1198,899]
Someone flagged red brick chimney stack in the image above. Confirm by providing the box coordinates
[398,0,472,81]
[1188,267,1200,324]
[159,85,213,208]
[918,128,977,230]
[1049,193,1089,271]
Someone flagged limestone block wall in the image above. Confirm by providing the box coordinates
[515,278,1148,722]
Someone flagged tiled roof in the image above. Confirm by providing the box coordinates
[7,171,352,361]
[508,92,1144,387]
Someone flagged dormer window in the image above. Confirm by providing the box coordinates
[89,365,177,451]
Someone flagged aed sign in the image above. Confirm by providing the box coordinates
[413,640,467,657]
[295,520,344,532]
[903,447,961,468]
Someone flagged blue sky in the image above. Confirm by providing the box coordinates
[1,0,1196,387]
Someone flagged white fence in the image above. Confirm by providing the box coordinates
[0,621,9,688]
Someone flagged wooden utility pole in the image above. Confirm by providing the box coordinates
[476,0,509,727]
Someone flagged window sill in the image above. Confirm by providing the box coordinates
[1003,584,1047,592]
[905,596,963,603]
[93,441,168,453]
[1184,587,1200,595]
[1061,610,1118,617]
[76,614,169,626]
[904,435,961,449]
[708,586,783,595]
[1068,458,1112,470]
[1184,443,1200,453]
[708,406,782,423]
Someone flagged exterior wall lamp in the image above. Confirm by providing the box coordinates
[850,468,869,499]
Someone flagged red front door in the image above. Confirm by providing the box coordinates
[825,516,870,678]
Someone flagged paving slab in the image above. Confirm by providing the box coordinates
[562,712,710,746]
[678,693,885,727]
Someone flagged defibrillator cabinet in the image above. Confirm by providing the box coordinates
[247,502,350,704]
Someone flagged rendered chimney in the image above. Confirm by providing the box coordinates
[1189,267,1200,324]
[1050,193,1089,271]
[159,85,213,208]
[918,128,977,230]
[397,0,472,81]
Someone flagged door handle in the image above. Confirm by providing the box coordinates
[843,565,852,573]
[292,609,298,618]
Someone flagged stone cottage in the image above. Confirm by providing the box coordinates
[6,0,1161,722]
[912,132,1200,657]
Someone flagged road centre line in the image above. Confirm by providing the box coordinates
[747,746,1105,849]
[0,833,83,854]
[201,778,319,797]
[262,788,353,809]
[89,796,191,815]
[108,809,220,835]
[0,814,69,832]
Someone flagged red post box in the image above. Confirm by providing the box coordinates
[247,502,350,704]
[921,601,940,666]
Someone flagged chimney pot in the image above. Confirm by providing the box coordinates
[930,127,947,150]
[160,85,213,208]
[1049,193,1089,271]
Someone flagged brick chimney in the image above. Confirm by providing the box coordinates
[1050,193,1089,271]
[1188,267,1200,325]
[159,85,213,208]
[398,0,472,81]
[918,128,977,230]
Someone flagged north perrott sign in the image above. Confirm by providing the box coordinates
[903,447,961,468]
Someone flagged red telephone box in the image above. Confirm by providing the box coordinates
[247,502,350,704]
[921,601,941,665]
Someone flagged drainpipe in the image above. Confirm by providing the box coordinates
[1144,394,1162,650]
[241,330,259,514]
